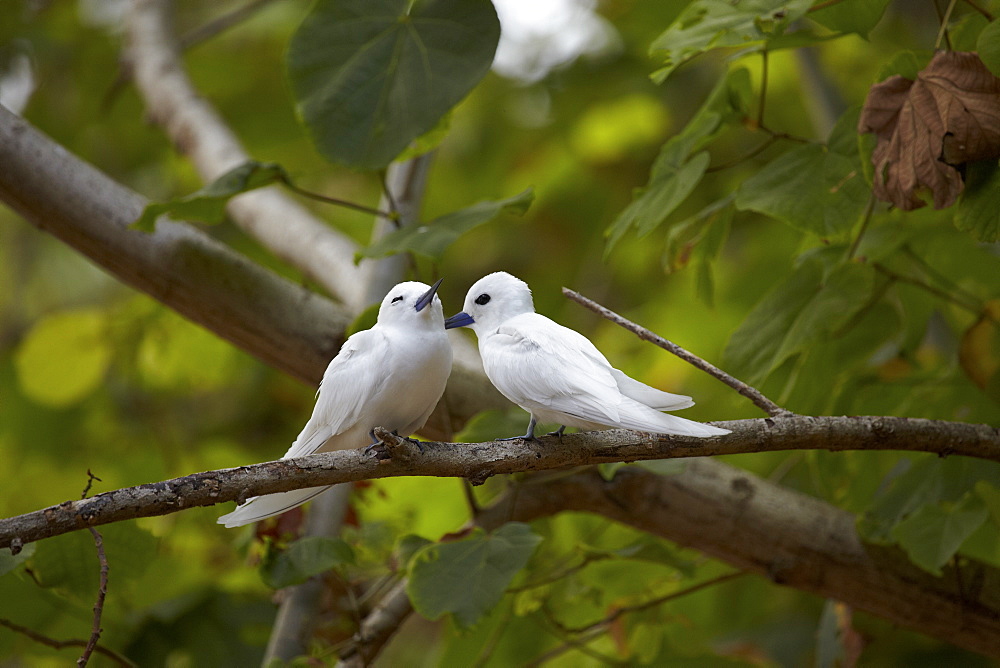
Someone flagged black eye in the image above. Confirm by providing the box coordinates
[391,295,404,304]
[475,293,491,306]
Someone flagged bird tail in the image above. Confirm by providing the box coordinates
[617,400,730,437]
[611,369,694,411]
[217,485,331,528]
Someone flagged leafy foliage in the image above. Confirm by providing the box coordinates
[3,0,1000,665]
[287,0,501,170]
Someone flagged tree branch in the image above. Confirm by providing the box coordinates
[563,288,793,417]
[0,104,348,387]
[477,464,1000,659]
[125,0,366,310]
[2,416,997,551]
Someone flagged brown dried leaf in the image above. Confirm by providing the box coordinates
[858,51,1000,210]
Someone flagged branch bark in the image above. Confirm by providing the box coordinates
[2,415,997,551]
[0,104,347,386]
[476,464,1000,659]
[125,0,366,310]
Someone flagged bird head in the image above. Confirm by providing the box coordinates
[445,272,534,333]
[378,279,445,329]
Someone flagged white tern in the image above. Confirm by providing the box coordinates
[444,272,729,440]
[219,279,453,527]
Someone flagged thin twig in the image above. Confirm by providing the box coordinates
[562,571,747,635]
[179,0,278,49]
[871,262,983,318]
[280,178,397,220]
[0,618,135,668]
[757,49,769,129]
[562,288,794,418]
[808,0,848,11]
[846,192,877,260]
[960,0,994,20]
[935,0,959,50]
[78,471,109,668]
[706,136,778,173]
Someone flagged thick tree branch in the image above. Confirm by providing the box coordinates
[477,464,1000,659]
[0,104,348,386]
[2,415,997,551]
[125,0,366,310]
[0,107,504,438]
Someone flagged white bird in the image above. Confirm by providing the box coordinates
[444,272,729,440]
[219,279,453,528]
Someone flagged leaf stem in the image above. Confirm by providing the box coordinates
[961,0,994,20]
[808,0,849,11]
[847,192,877,260]
[706,136,778,173]
[280,178,398,220]
[935,0,959,50]
[757,48,769,129]
[562,288,795,418]
[871,262,982,317]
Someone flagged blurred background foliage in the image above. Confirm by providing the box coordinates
[1,0,999,665]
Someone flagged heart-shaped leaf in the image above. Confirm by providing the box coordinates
[288,0,500,170]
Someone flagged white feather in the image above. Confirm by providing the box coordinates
[218,281,453,528]
[447,272,728,439]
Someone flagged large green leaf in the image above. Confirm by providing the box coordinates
[736,108,870,238]
[133,161,288,232]
[14,308,112,407]
[260,536,356,589]
[288,0,500,170]
[723,253,874,383]
[357,188,533,261]
[808,0,890,38]
[649,0,814,83]
[978,20,1000,78]
[955,160,1000,242]
[407,522,542,629]
[891,494,989,575]
[0,544,35,577]
[606,69,750,253]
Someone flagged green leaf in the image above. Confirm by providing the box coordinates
[606,69,750,254]
[808,0,890,38]
[723,253,874,383]
[407,523,542,629]
[815,600,845,668]
[133,161,288,231]
[736,108,870,238]
[955,160,1000,242]
[14,308,112,407]
[357,188,533,261]
[891,493,989,575]
[874,50,932,82]
[978,20,1000,77]
[0,543,35,577]
[975,481,1000,526]
[288,0,500,170]
[649,0,813,83]
[261,536,355,589]
[395,534,433,568]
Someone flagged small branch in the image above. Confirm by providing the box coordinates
[336,580,413,667]
[935,0,959,51]
[179,0,278,49]
[871,262,983,317]
[562,287,793,417]
[757,48,769,129]
[280,178,396,220]
[960,0,994,20]
[846,192,877,260]
[562,571,746,635]
[79,471,109,668]
[0,618,134,667]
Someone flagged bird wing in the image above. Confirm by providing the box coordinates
[282,328,391,459]
[484,314,623,425]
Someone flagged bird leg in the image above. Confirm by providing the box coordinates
[545,425,566,438]
[363,429,383,455]
[499,416,538,442]
[391,430,425,452]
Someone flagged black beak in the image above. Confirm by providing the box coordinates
[414,278,444,312]
[444,311,475,329]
